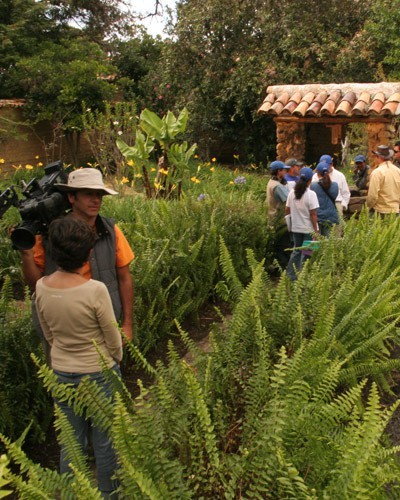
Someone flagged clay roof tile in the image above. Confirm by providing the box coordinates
[258,83,400,117]
[352,92,371,115]
[335,91,357,115]
[369,92,385,115]
[306,91,328,116]
[320,90,342,115]
[281,91,302,115]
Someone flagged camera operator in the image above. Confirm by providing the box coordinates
[20,168,134,345]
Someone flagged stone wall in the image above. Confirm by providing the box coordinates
[276,121,306,161]
[366,121,396,168]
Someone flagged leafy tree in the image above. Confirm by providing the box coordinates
[151,0,375,162]
[46,0,138,43]
[0,0,62,97]
[13,38,117,163]
[110,33,163,109]
[361,0,400,80]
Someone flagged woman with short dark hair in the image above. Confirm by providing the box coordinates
[35,216,122,497]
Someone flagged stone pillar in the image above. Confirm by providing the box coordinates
[367,121,396,168]
[275,120,306,162]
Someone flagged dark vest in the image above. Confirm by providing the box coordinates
[44,215,122,320]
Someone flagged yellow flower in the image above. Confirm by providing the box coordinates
[210,167,215,172]
[150,167,156,172]
[35,155,40,160]
[134,173,142,178]
[37,162,43,167]
[154,181,161,190]
[12,164,22,170]
[194,154,199,159]
[0,158,5,164]
[229,181,234,185]
[211,157,217,162]
[121,176,129,184]
[233,154,239,160]
[25,164,34,170]
[127,159,134,167]
[159,168,169,175]
[191,176,200,184]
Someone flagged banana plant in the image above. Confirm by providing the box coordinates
[117,131,154,198]
[117,107,196,198]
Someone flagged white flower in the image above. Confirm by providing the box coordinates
[117,131,123,135]
[113,121,119,125]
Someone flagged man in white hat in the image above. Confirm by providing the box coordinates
[20,168,134,342]
[367,145,400,215]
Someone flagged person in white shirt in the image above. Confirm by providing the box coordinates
[312,154,350,215]
[285,167,319,281]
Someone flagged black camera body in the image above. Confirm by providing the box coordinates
[0,161,71,250]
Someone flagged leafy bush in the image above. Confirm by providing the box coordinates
[0,279,52,447]
[102,192,273,351]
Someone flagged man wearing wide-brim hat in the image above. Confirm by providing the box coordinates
[20,168,134,341]
[367,145,400,215]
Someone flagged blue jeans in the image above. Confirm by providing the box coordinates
[54,365,120,498]
[286,232,312,281]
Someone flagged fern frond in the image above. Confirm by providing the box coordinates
[69,464,102,500]
[218,236,244,303]
[53,406,93,482]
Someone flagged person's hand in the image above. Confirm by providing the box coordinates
[121,322,133,346]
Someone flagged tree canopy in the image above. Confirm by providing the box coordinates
[1,0,400,163]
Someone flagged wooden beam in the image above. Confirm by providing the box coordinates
[273,116,392,124]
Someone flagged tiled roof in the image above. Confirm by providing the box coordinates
[258,83,400,118]
[0,99,26,108]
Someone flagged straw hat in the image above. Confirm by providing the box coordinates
[57,168,118,195]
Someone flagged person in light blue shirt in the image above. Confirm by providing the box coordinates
[310,162,339,236]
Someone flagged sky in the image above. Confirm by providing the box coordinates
[132,0,177,38]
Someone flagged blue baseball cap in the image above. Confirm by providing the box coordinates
[315,162,330,175]
[299,167,314,181]
[319,154,333,164]
[269,160,290,172]
[354,154,366,163]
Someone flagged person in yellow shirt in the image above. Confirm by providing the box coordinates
[367,145,400,215]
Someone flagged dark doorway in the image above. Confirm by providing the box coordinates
[304,123,344,167]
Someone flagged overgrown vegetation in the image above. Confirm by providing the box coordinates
[0,278,52,447]
[1,212,400,497]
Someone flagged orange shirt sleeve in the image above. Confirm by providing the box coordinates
[33,235,46,273]
[114,224,134,268]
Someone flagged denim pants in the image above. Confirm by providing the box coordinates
[54,365,120,497]
[286,232,312,281]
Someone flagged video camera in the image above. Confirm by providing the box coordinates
[0,160,71,250]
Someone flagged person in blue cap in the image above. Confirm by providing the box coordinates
[266,160,291,270]
[310,162,339,236]
[266,161,290,221]
[311,154,350,215]
[285,167,319,280]
[352,154,370,193]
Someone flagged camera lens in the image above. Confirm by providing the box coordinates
[11,223,39,250]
